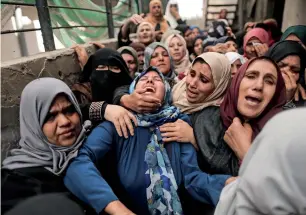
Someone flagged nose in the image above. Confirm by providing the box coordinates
[189,77,197,88]
[146,76,154,84]
[158,54,164,61]
[58,114,70,127]
[253,77,264,91]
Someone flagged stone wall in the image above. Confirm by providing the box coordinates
[1,38,117,160]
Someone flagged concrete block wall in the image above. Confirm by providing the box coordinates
[1,39,117,160]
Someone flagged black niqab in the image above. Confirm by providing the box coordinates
[80,48,132,103]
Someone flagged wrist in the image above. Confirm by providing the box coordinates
[120,95,130,109]
[105,200,131,215]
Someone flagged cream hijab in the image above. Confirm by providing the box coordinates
[165,34,191,75]
[215,108,306,215]
[172,52,231,114]
[136,22,155,45]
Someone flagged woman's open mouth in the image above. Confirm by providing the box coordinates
[245,95,262,106]
[144,86,155,93]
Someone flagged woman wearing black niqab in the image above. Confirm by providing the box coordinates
[72,47,135,135]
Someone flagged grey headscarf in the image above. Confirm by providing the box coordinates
[117,46,140,74]
[2,78,90,175]
[144,42,177,86]
[215,108,306,215]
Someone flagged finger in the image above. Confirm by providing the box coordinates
[285,71,297,87]
[299,84,306,99]
[123,114,134,136]
[119,117,128,139]
[127,111,138,127]
[243,123,253,134]
[142,95,162,104]
[134,88,148,94]
[281,72,290,88]
[140,13,145,18]
[140,100,161,109]
[161,131,177,138]
[294,89,299,101]
[162,137,178,143]
[160,126,176,133]
[233,117,242,125]
[113,119,123,137]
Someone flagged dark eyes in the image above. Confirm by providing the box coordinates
[45,106,77,123]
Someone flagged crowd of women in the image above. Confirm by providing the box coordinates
[2,0,306,214]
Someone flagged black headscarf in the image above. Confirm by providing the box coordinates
[265,40,306,87]
[80,48,132,103]
[212,36,236,46]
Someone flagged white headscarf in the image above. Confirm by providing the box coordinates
[165,0,179,29]
[225,52,246,64]
[215,108,306,215]
[2,78,91,175]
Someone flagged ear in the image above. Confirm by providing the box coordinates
[79,55,94,82]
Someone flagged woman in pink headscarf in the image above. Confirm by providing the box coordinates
[243,28,269,59]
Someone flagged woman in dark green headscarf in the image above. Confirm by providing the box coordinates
[281,25,306,48]
[281,25,306,104]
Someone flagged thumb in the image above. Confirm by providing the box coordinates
[140,13,145,18]
[243,123,253,135]
[134,88,147,94]
[233,117,242,125]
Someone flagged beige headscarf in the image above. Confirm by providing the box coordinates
[144,0,170,33]
[136,22,155,45]
[172,52,231,114]
[165,34,191,75]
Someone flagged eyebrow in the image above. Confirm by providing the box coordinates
[49,103,73,114]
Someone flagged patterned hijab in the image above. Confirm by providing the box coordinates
[165,33,191,75]
[129,67,182,215]
[2,78,90,175]
[220,56,286,140]
[172,52,232,114]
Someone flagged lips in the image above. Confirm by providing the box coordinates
[245,95,262,106]
[144,86,156,94]
[59,128,74,138]
[186,88,198,98]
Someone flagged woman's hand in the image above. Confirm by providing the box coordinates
[89,41,105,49]
[160,119,198,150]
[105,200,136,215]
[223,117,252,160]
[120,88,161,113]
[128,13,145,25]
[225,177,237,186]
[226,27,235,39]
[104,104,138,138]
[254,43,269,57]
[282,70,298,102]
[294,83,306,101]
[72,45,88,68]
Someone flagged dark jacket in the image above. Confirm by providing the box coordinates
[1,167,95,214]
[1,167,68,213]
[190,106,240,176]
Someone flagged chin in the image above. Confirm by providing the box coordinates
[58,137,77,147]
[239,109,264,120]
[186,96,198,104]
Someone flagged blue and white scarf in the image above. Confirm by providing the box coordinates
[129,67,183,215]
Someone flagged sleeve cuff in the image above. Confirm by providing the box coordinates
[89,101,105,121]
